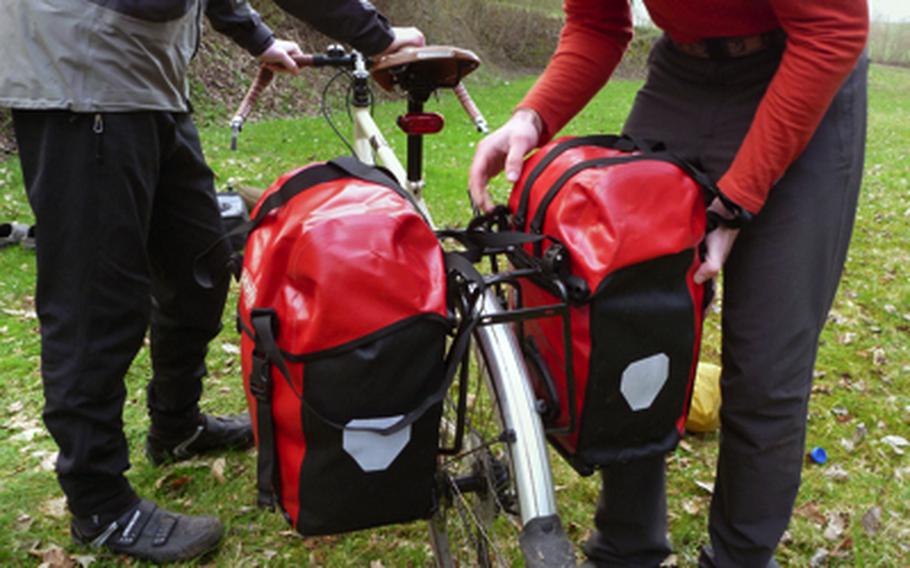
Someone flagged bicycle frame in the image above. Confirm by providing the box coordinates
[344,60,560,525]
[229,47,574,564]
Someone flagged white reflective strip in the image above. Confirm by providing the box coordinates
[620,353,670,411]
[343,416,411,472]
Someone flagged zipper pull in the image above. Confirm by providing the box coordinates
[93,113,104,163]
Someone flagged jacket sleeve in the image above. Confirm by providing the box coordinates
[716,0,869,213]
[272,0,394,56]
[517,0,633,143]
[205,0,275,56]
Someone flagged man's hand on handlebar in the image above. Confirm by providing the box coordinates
[380,27,427,56]
[259,38,305,74]
[468,108,543,212]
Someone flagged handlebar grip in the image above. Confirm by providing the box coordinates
[230,66,275,150]
[453,82,489,134]
[230,56,322,150]
[233,66,275,125]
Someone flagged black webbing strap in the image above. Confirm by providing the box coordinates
[249,310,284,510]
[436,227,546,263]
[514,134,661,230]
[245,261,482,439]
[193,157,413,289]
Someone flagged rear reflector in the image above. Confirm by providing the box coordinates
[397,112,445,135]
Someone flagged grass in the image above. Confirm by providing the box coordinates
[1,64,909,566]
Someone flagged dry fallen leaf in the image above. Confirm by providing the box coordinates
[40,497,68,519]
[695,480,714,495]
[221,343,240,355]
[16,513,33,532]
[852,423,868,445]
[881,435,909,455]
[370,561,386,568]
[29,544,76,568]
[872,347,887,366]
[7,400,24,413]
[795,502,826,525]
[72,554,96,568]
[211,457,226,485]
[823,512,848,541]
[682,499,701,515]
[155,473,193,492]
[809,548,829,567]
[823,464,850,482]
[861,506,882,536]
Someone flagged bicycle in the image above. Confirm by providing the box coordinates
[230,44,577,568]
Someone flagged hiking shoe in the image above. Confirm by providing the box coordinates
[72,499,223,563]
[0,222,28,248]
[21,224,36,250]
[146,413,254,466]
[699,545,781,568]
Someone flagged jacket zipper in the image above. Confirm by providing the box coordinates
[93,113,105,164]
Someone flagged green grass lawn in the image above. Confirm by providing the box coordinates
[1,64,908,566]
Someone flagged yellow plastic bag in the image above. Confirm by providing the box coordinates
[686,362,722,433]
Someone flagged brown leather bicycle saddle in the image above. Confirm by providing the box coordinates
[371,46,480,94]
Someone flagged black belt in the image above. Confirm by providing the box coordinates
[669,29,786,59]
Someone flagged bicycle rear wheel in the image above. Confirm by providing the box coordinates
[429,291,576,568]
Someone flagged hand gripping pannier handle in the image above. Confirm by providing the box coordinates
[193,157,422,289]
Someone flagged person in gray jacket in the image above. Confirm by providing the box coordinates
[1,0,423,562]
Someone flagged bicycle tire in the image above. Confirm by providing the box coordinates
[429,290,576,568]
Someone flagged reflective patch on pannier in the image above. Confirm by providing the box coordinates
[343,416,412,472]
[620,353,670,411]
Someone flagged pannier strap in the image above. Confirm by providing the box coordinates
[193,157,418,289]
[249,311,284,509]
[246,260,481,438]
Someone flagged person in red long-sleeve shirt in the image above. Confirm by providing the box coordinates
[470,1,868,566]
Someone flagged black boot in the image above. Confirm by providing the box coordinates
[146,413,253,466]
[72,499,223,563]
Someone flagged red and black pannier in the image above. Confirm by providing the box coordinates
[508,135,712,474]
[237,157,458,535]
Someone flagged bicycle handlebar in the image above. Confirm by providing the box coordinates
[453,83,489,134]
[230,47,489,150]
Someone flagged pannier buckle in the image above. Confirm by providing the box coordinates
[248,351,272,401]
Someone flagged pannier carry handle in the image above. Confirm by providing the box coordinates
[193,157,423,289]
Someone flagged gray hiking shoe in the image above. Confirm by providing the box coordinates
[71,499,223,564]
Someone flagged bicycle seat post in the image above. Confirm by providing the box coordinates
[406,92,430,186]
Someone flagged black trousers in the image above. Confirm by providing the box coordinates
[583,38,868,567]
[12,110,231,518]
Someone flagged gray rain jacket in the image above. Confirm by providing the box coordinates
[0,0,394,113]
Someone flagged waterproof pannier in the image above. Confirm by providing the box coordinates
[238,157,452,535]
[508,135,711,474]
